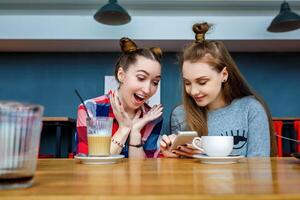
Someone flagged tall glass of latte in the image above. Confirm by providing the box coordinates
[87,117,113,157]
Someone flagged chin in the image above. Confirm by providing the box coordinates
[195,101,209,107]
[130,101,142,110]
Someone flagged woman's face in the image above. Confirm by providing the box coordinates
[182,60,228,110]
[118,56,161,112]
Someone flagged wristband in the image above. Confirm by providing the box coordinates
[111,138,125,148]
[129,143,143,148]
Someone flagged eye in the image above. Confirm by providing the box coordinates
[137,76,146,81]
[198,80,207,85]
[184,81,191,86]
[152,80,160,86]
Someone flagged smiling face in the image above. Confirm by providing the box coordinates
[182,60,228,110]
[117,56,161,112]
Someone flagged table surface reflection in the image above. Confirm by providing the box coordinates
[1,157,300,200]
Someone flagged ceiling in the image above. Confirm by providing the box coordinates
[0,0,299,52]
[0,0,299,15]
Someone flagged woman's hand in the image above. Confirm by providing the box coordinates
[171,144,203,158]
[159,134,178,158]
[109,91,132,130]
[160,134,203,158]
[131,104,163,133]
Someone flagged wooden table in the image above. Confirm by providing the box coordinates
[41,117,76,158]
[1,158,300,200]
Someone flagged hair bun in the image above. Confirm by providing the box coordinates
[192,22,210,43]
[120,37,138,53]
[150,47,163,61]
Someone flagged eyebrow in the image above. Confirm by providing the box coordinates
[183,76,209,81]
[136,70,161,78]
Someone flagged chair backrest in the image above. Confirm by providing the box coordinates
[293,121,300,153]
[273,120,284,157]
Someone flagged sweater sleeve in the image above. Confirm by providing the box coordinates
[170,105,186,134]
[76,104,88,155]
[246,100,270,157]
[143,119,163,158]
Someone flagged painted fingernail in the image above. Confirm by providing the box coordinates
[172,151,176,154]
[177,146,181,150]
[169,143,171,147]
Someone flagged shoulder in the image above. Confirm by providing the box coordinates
[86,94,110,105]
[172,104,185,116]
[233,96,268,121]
[171,104,186,125]
[233,96,264,111]
[78,94,110,110]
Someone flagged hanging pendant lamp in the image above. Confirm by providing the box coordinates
[94,0,131,25]
[267,1,300,32]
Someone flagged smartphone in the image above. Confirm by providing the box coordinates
[170,131,198,150]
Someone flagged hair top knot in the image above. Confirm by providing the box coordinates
[120,37,138,53]
[195,33,205,43]
[150,47,163,61]
[192,22,210,43]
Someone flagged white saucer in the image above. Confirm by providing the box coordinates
[193,154,245,164]
[74,154,125,165]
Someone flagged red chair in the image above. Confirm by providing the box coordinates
[273,121,283,157]
[294,121,300,153]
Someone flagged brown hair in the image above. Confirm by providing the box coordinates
[179,22,277,156]
[114,37,163,83]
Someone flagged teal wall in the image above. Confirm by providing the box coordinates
[0,52,300,134]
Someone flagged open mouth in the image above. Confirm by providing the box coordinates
[134,93,146,104]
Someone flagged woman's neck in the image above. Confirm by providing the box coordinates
[207,93,227,111]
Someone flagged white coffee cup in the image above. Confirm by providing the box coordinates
[192,136,234,157]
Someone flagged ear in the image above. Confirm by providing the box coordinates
[221,67,228,82]
[117,67,126,83]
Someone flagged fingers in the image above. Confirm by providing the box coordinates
[172,149,194,158]
[160,140,167,150]
[171,145,202,158]
[160,134,179,158]
[176,145,202,154]
[160,134,177,151]
[134,109,142,120]
[133,104,163,125]
[148,104,163,114]
[171,149,194,158]
[110,91,128,118]
[118,100,129,118]
[161,135,172,150]
[109,91,116,109]
[114,92,122,106]
[161,150,179,158]
[151,104,163,114]
[168,134,177,144]
[109,91,120,113]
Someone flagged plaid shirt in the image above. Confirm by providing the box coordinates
[76,92,162,158]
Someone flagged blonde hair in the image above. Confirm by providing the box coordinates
[114,37,163,83]
[179,23,277,156]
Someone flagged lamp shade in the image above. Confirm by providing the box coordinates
[94,0,131,25]
[267,1,300,32]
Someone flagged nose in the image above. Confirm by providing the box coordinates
[142,81,151,95]
[190,84,200,96]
